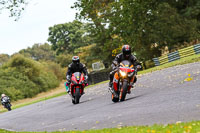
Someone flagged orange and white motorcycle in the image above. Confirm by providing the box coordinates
[109,60,137,102]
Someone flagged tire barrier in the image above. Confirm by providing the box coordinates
[153,43,200,66]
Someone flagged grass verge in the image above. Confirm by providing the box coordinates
[0,121,200,133]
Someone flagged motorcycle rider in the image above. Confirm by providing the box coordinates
[109,44,141,93]
[66,56,88,93]
[1,94,10,107]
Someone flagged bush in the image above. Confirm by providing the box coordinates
[41,61,65,80]
[144,60,155,69]
[0,55,61,101]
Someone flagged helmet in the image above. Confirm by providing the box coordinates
[122,45,131,57]
[72,56,80,65]
[1,94,5,98]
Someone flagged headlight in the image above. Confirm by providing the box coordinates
[120,70,127,77]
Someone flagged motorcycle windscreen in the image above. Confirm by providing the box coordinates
[120,60,133,68]
[73,72,81,81]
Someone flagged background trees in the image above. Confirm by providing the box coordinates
[48,20,93,55]
[47,20,96,68]
[0,0,27,20]
[73,0,200,64]
[2,0,200,66]
[0,54,9,65]
[19,43,56,61]
[0,54,63,100]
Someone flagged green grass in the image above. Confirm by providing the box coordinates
[138,53,200,75]
[1,121,200,133]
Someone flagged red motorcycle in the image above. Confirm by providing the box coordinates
[69,72,86,104]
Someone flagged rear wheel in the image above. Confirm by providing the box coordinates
[120,82,128,101]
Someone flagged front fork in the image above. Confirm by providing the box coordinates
[113,77,134,94]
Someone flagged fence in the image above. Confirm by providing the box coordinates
[153,43,200,66]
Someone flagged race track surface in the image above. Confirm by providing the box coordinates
[0,62,200,132]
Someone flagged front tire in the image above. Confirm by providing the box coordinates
[6,103,12,111]
[72,99,75,104]
[120,81,128,101]
[74,87,81,104]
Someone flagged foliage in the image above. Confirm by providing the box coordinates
[48,20,93,55]
[75,44,98,69]
[0,54,60,101]
[112,45,122,57]
[55,54,73,67]
[19,43,56,61]
[73,0,200,64]
[41,61,65,80]
[0,0,27,20]
[0,54,9,65]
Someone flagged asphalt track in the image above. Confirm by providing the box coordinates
[0,62,200,132]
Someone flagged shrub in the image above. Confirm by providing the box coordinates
[0,55,61,101]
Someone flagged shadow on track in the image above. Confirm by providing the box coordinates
[79,99,93,104]
[125,94,144,101]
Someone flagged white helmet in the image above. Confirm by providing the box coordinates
[1,94,6,97]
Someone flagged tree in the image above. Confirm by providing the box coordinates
[19,43,56,61]
[0,54,9,65]
[0,0,27,20]
[55,54,73,68]
[73,0,160,62]
[73,0,200,62]
[48,20,93,55]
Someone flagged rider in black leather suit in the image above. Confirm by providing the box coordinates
[109,45,141,89]
[66,56,88,92]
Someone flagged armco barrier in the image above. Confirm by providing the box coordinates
[153,43,200,66]
[194,43,200,54]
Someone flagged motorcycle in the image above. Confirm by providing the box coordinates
[66,72,87,104]
[2,96,12,111]
[110,60,136,102]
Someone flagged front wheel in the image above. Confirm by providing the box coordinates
[5,103,12,111]
[74,87,81,104]
[120,81,128,101]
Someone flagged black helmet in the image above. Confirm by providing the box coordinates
[72,56,80,65]
[122,45,131,57]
